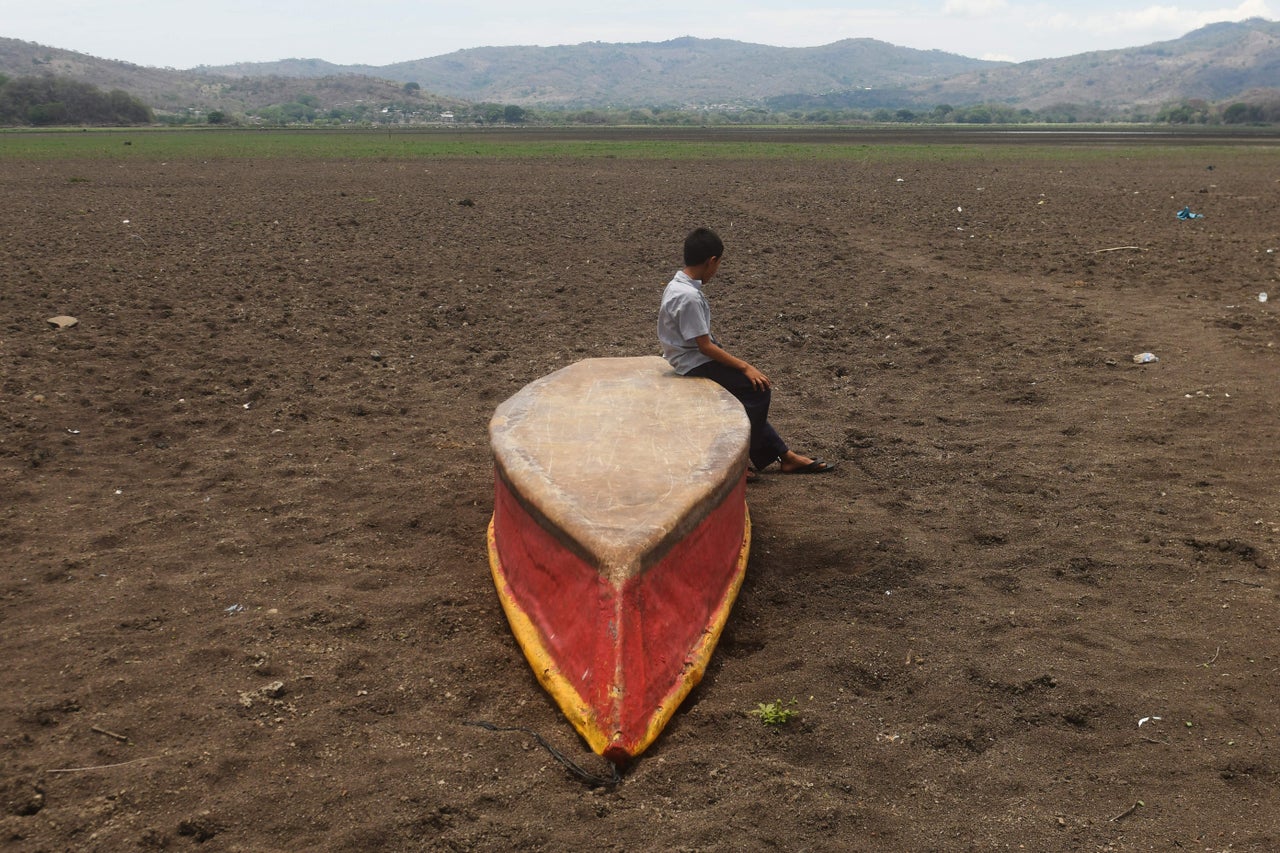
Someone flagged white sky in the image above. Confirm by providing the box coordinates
[1,0,1275,68]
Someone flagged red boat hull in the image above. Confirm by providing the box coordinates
[487,357,751,764]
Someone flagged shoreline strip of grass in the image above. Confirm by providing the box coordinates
[1,126,1275,162]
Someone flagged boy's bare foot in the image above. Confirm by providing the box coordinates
[778,451,837,474]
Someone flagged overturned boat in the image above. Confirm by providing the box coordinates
[487,356,751,765]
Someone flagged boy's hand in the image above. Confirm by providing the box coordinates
[742,364,771,390]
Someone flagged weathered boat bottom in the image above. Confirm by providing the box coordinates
[486,357,752,764]
[488,488,751,764]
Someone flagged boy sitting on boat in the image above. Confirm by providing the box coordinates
[658,227,836,477]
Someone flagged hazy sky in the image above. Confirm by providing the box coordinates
[3,0,1275,68]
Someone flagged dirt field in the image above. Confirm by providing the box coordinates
[2,133,1278,851]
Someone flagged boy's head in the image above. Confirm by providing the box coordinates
[683,227,724,268]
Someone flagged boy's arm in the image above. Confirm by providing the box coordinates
[695,335,771,390]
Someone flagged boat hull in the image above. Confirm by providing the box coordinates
[487,357,751,764]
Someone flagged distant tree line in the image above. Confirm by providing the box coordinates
[153,92,1278,129]
[501,103,1069,126]
[0,74,152,126]
[1156,96,1280,125]
[513,96,1280,127]
[170,97,529,128]
[8,70,1269,129]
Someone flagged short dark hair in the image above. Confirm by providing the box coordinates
[683,227,724,267]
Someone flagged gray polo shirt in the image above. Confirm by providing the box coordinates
[658,270,715,374]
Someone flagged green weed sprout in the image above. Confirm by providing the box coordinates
[749,698,799,726]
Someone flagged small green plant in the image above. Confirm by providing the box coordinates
[749,698,799,726]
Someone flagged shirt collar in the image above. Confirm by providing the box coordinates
[674,270,704,291]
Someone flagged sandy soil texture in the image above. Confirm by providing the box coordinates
[2,135,1278,851]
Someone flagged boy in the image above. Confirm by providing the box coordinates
[658,227,836,476]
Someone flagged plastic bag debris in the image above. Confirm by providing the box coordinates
[1133,352,1159,364]
[1176,206,1204,220]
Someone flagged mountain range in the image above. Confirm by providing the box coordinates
[3,18,1279,119]
[197,37,998,108]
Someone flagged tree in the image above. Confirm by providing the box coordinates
[0,75,152,126]
[1158,99,1211,124]
[27,101,69,125]
[1223,102,1262,124]
[503,104,526,123]
[108,89,151,124]
[276,101,317,123]
[474,103,506,124]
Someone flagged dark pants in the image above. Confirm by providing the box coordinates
[687,361,789,470]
